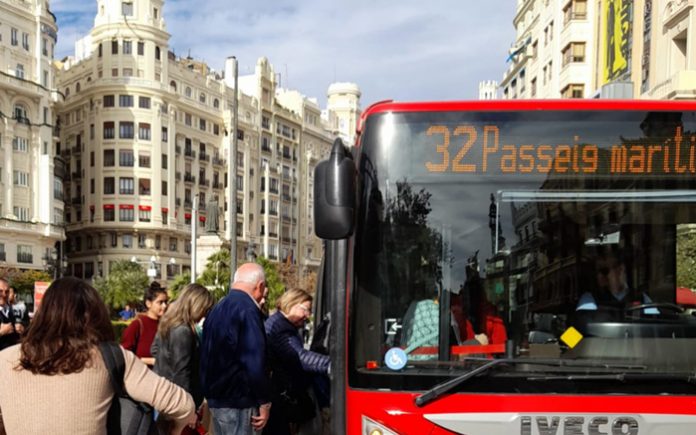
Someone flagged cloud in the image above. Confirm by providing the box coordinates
[54,0,515,106]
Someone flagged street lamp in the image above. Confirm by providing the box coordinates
[131,255,158,281]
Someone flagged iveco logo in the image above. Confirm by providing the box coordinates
[520,416,639,435]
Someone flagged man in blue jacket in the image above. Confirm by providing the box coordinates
[200,262,271,434]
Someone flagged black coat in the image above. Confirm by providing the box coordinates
[151,324,204,408]
[0,306,18,351]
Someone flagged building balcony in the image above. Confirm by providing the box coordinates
[72,146,81,155]
[261,145,272,154]
[212,181,222,189]
[184,199,193,208]
[199,152,210,162]
[199,179,210,187]
[184,149,196,159]
[184,173,195,183]
[212,156,225,166]
[269,232,278,238]
[646,70,696,100]
[71,171,82,180]
[54,156,67,179]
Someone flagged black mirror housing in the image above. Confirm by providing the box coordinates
[314,139,356,239]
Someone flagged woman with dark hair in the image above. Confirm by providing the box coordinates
[121,281,169,366]
[152,283,215,433]
[0,277,195,434]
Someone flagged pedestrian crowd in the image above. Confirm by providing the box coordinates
[0,262,330,435]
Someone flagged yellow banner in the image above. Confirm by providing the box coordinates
[602,0,631,85]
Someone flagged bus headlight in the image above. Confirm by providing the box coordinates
[362,416,398,435]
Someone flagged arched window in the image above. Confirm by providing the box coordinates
[75,82,81,92]
[213,98,219,109]
[65,87,70,97]
[14,104,28,122]
[185,87,192,98]
[199,93,206,104]
[170,80,177,92]
[155,46,161,61]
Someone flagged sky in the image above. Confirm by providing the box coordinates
[52,0,517,108]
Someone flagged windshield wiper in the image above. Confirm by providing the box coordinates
[527,373,696,382]
[414,358,646,407]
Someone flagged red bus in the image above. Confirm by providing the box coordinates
[312,99,696,434]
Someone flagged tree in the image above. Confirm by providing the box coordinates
[197,249,231,301]
[0,268,52,300]
[677,230,696,290]
[94,260,149,310]
[168,272,191,300]
[257,256,285,310]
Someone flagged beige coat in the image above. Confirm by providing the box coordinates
[0,344,194,435]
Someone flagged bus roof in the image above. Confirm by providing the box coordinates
[356,99,696,136]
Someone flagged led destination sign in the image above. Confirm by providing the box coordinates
[424,124,696,176]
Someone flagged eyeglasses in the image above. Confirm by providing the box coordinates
[298,305,311,314]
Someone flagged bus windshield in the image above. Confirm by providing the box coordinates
[351,109,696,394]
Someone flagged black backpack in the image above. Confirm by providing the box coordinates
[99,342,157,435]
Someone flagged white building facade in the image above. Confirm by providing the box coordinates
[0,0,65,272]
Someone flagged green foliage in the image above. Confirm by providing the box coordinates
[677,230,696,290]
[1,269,52,298]
[112,320,131,342]
[168,272,192,300]
[94,260,149,310]
[256,256,285,310]
[197,249,231,301]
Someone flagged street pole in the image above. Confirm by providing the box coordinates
[191,196,198,283]
[228,56,239,288]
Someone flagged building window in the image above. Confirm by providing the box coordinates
[104,208,115,221]
[137,41,144,55]
[104,122,116,139]
[138,123,151,140]
[199,93,206,104]
[185,113,192,126]
[122,2,133,16]
[138,96,151,109]
[13,171,29,186]
[564,0,587,24]
[15,64,24,79]
[169,237,178,251]
[111,40,118,54]
[155,46,160,60]
[138,152,151,168]
[104,94,115,108]
[119,177,135,194]
[17,245,32,264]
[138,234,147,247]
[162,181,168,196]
[12,137,28,152]
[162,153,168,169]
[122,234,133,248]
[21,32,29,51]
[11,28,18,46]
[185,87,192,98]
[199,118,206,131]
[213,98,220,109]
[119,122,134,139]
[123,40,132,54]
[119,95,133,107]
[13,207,29,221]
[561,83,585,99]
[119,149,134,166]
[104,177,115,194]
[562,42,586,66]
[119,208,134,221]
[139,209,151,222]
[139,178,151,195]
[162,127,168,142]
[104,150,115,167]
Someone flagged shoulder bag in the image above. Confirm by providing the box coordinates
[99,342,157,435]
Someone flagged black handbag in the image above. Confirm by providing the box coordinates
[99,342,158,435]
[280,388,316,425]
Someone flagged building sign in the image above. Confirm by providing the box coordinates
[602,0,632,85]
[33,281,50,313]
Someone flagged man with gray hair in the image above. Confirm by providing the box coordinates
[200,262,272,434]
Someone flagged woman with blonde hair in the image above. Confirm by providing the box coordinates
[264,288,330,435]
[0,277,195,435]
[152,283,215,432]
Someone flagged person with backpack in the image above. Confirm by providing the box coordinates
[0,277,196,434]
[121,282,169,367]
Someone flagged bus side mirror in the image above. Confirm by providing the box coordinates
[314,138,355,239]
